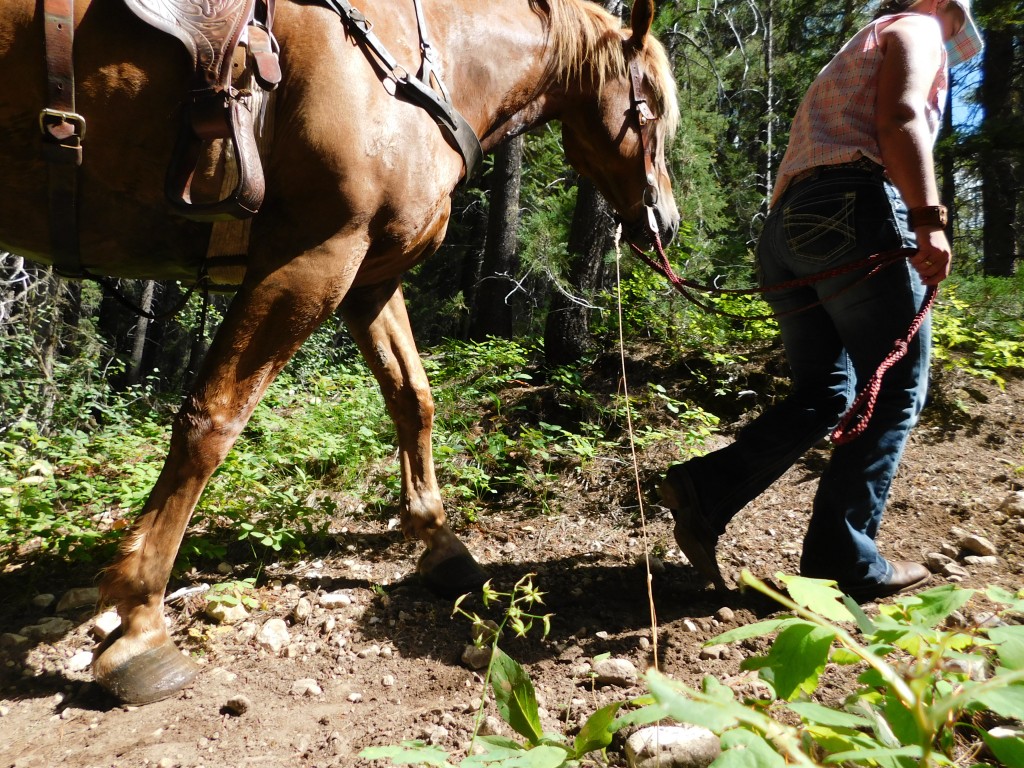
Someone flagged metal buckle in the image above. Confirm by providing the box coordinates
[39,108,87,141]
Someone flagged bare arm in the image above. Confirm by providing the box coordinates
[876,16,950,285]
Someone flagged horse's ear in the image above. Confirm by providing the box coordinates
[629,0,655,47]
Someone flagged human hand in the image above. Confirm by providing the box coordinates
[909,228,952,285]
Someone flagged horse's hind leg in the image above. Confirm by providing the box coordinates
[340,281,487,599]
[93,266,349,704]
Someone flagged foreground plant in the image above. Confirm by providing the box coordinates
[641,571,1024,767]
[361,574,634,767]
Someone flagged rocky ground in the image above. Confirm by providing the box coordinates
[1,361,1022,768]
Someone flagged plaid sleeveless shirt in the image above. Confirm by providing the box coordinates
[771,13,948,207]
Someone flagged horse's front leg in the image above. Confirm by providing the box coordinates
[93,261,352,704]
[340,280,486,599]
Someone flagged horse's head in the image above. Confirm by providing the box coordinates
[555,0,680,248]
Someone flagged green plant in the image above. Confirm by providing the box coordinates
[206,578,260,611]
[639,571,1024,767]
[361,575,631,767]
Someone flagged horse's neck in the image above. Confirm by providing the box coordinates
[439,0,567,153]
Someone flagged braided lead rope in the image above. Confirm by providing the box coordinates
[830,285,938,445]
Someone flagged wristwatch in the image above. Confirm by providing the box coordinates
[908,205,948,229]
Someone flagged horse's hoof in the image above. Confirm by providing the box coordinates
[419,553,488,600]
[94,639,199,705]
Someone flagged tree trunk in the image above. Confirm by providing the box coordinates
[543,179,616,366]
[126,281,155,386]
[469,135,524,341]
[977,16,1018,276]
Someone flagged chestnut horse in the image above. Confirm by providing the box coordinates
[0,0,679,703]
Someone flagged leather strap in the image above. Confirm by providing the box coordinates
[41,0,85,276]
[412,0,449,103]
[628,58,658,209]
[322,0,481,181]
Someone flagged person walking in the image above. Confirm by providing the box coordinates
[659,0,984,601]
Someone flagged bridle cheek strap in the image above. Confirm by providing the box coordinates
[628,58,659,217]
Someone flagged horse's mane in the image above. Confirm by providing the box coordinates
[532,0,680,142]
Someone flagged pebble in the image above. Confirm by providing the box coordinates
[357,645,381,659]
[998,491,1024,517]
[625,725,721,768]
[461,645,492,670]
[66,650,93,672]
[699,645,727,661]
[963,555,1000,567]
[942,563,970,580]
[682,620,699,633]
[477,715,504,737]
[346,691,363,703]
[925,552,954,572]
[56,587,100,613]
[31,594,55,609]
[591,657,638,688]
[290,678,322,696]
[91,611,121,640]
[236,621,259,642]
[20,617,74,642]
[216,562,233,575]
[939,541,959,558]
[256,618,290,654]
[319,592,353,607]
[292,597,313,623]
[959,534,997,557]
[714,607,735,623]
[205,602,249,625]
[0,705,10,717]
[223,695,252,715]
[382,674,396,687]
[0,633,29,651]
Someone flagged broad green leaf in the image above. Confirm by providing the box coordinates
[609,703,668,731]
[985,585,1024,613]
[359,741,455,766]
[646,672,740,732]
[803,724,877,756]
[490,650,544,745]
[981,730,1024,767]
[777,574,855,622]
[889,585,975,629]
[710,618,797,646]
[785,701,871,729]
[572,701,623,757]
[830,647,862,665]
[843,596,877,634]
[462,744,568,768]
[761,622,835,700]
[989,625,1024,671]
[969,681,1024,719]
[824,744,923,764]
[881,695,923,747]
[711,729,786,768]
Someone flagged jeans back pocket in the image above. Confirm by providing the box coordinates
[782,189,857,265]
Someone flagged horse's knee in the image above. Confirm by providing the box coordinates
[171,394,248,472]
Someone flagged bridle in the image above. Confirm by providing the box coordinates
[627,57,661,227]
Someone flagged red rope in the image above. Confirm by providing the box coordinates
[629,229,936,445]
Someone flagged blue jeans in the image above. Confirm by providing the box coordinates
[677,167,930,589]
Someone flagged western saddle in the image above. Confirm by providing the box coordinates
[40,0,281,278]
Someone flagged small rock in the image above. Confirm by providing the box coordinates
[284,644,302,659]
[0,633,29,651]
[477,715,504,737]
[963,555,1000,567]
[236,621,259,642]
[382,674,396,687]
[209,667,238,685]
[216,562,233,575]
[319,592,353,607]
[925,552,954,572]
[591,657,638,688]
[91,611,121,640]
[682,619,699,633]
[425,725,449,745]
[699,644,726,661]
[939,541,959,558]
[346,691,363,703]
[646,556,666,575]
[998,491,1024,517]
[56,587,100,613]
[290,678,322,696]
[959,534,997,557]
[31,594,55,609]
[625,725,721,768]
[0,705,11,717]
[223,695,252,715]
[157,758,178,768]
[942,562,970,580]
[256,618,290,654]
[357,645,381,659]
[292,597,313,623]
[714,607,735,623]
[461,645,492,670]
[20,616,74,642]
[66,650,93,672]
[205,601,249,625]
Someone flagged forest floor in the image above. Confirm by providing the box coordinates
[1,351,1022,768]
